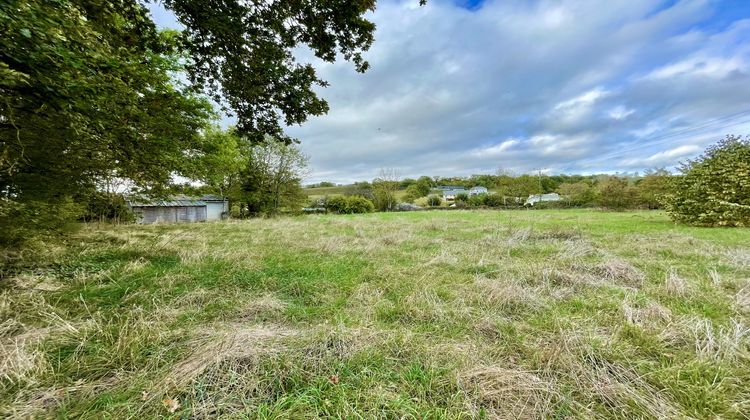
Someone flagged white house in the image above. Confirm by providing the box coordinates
[525,193,561,206]
[469,186,488,196]
[442,188,468,201]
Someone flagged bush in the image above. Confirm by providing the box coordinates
[467,194,487,207]
[230,203,242,218]
[455,193,469,203]
[326,196,375,214]
[427,195,442,206]
[373,188,397,211]
[663,135,750,226]
[596,177,636,210]
[483,194,506,207]
[1,198,82,249]
[83,192,134,223]
[557,182,596,207]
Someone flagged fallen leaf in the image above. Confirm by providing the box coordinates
[329,375,339,385]
[162,398,181,413]
[141,391,149,401]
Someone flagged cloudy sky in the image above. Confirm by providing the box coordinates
[150,0,750,183]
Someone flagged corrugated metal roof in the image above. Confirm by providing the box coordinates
[128,199,207,207]
[126,194,226,207]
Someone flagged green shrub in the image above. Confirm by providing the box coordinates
[326,196,375,214]
[0,198,82,249]
[557,182,596,207]
[373,189,397,211]
[595,177,636,210]
[455,193,469,203]
[427,195,442,207]
[483,194,505,207]
[230,203,242,218]
[663,135,750,226]
[467,194,487,207]
[83,192,134,223]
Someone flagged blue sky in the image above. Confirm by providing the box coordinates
[148,0,750,183]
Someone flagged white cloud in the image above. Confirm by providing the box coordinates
[621,144,702,167]
[148,0,750,183]
[609,105,635,120]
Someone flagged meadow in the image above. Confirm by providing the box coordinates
[2,210,749,418]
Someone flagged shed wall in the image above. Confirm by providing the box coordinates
[135,206,207,224]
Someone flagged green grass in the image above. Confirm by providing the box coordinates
[2,210,749,418]
[304,184,410,203]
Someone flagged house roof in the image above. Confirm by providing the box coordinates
[442,189,468,195]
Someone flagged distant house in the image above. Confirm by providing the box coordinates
[442,189,468,201]
[127,195,228,224]
[441,185,489,201]
[525,193,561,206]
[469,186,488,196]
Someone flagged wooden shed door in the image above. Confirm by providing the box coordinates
[178,207,189,222]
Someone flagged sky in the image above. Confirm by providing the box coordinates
[148,0,750,183]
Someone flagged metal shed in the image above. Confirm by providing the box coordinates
[127,195,227,224]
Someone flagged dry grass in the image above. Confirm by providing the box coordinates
[461,367,561,419]
[1,210,748,417]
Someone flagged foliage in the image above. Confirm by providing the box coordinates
[427,195,442,206]
[557,182,596,207]
[0,198,82,249]
[372,169,400,211]
[82,192,134,223]
[635,169,671,209]
[596,176,636,210]
[235,140,309,216]
[326,195,374,214]
[455,193,469,203]
[663,135,750,226]
[188,126,247,198]
[163,0,375,142]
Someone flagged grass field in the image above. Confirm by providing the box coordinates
[2,210,750,417]
[304,185,410,204]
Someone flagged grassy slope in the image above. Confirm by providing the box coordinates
[304,185,409,203]
[2,210,749,418]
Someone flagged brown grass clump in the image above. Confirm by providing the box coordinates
[664,269,689,296]
[239,294,288,321]
[531,330,681,417]
[557,239,598,259]
[162,324,296,391]
[724,249,750,268]
[622,301,672,327]
[474,276,543,312]
[589,258,645,288]
[461,366,561,419]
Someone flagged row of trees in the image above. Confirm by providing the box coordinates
[3,0,373,250]
[311,136,749,226]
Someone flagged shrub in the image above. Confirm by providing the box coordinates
[83,192,134,223]
[455,193,469,203]
[663,135,750,226]
[230,203,242,218]
[634,170,671,209]
[427,195,442,207]
[0,198,82,249]
[596,177,636,210]
[483,194,506,207]
[557,182,596,207]
[326,196,375,214]
[468,194,487,207]
[373,188,397,211]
